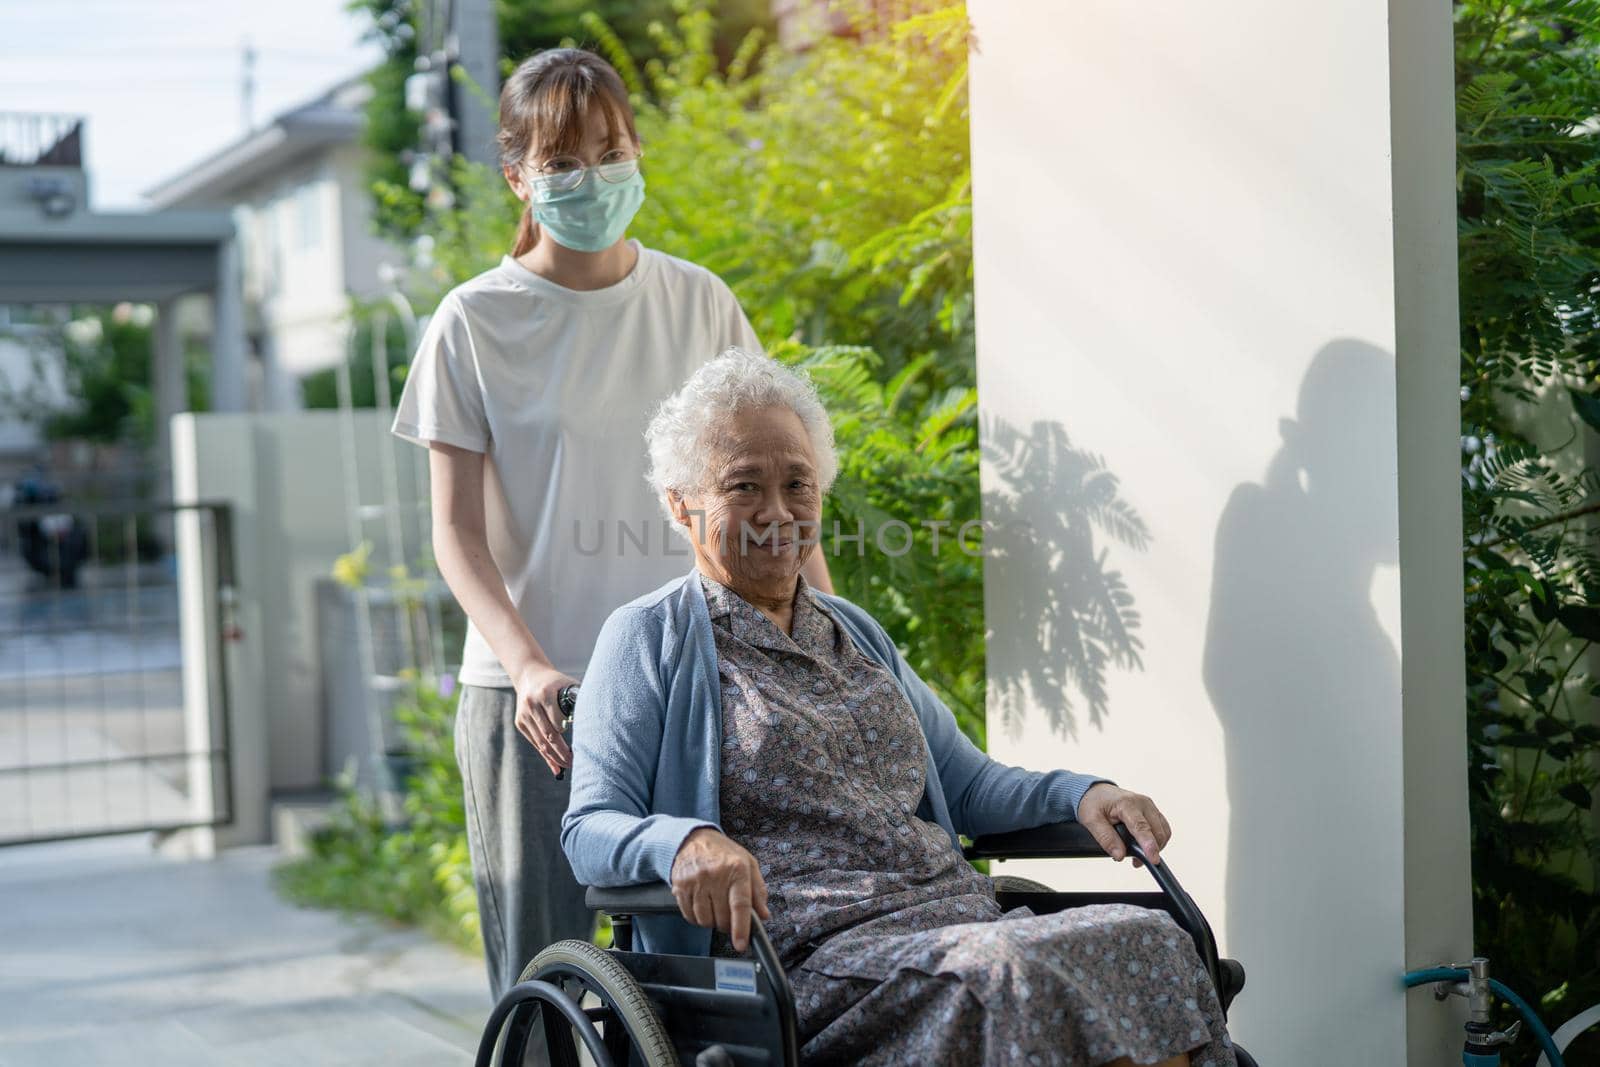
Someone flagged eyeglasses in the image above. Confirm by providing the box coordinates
[522,148,643,196]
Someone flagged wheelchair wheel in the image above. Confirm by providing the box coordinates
[992,874,1055,894]
[520,939,677,1067]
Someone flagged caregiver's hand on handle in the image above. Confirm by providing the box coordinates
[1076,782,1173,868]
[513,661,578,776]
[670,827,771,953]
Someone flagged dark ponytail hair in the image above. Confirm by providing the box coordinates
[498,49,639,257]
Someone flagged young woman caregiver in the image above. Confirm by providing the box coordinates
[391,48,834,1001]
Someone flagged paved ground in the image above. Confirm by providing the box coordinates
[0,834,492,1066]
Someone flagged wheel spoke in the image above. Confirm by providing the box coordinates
[521,939,678,1067]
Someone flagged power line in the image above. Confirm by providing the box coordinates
[0,56,373,88]
[0,44,368,61]
[0,79,239,90]
[0,74,366,93]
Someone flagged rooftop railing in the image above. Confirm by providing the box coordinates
[0,113,84,168]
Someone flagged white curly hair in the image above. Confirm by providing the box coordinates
[645,347,837,531]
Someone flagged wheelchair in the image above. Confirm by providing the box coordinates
[475,819,1260,1067]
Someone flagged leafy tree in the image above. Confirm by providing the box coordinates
[48,310,154,445]
[783,340,985,740]
[0,306,208,448]
[1455,0,1600,1054]
[616,1,975,394]
[348,0,426,239]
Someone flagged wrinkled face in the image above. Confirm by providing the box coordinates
[674,405,822,586]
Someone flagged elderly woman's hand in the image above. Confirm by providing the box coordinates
[1076,783,1173,867]
[670,827,771,952]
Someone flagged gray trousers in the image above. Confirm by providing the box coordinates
[456,684,595,1002]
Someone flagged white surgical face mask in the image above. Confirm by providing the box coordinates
[529,169,646,252]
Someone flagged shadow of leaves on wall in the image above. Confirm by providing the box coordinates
[982,415,1149,739]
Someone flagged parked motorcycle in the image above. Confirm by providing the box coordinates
[12,472,89,589]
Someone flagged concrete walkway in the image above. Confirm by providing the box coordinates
[0,557,190,845]
[0,834,491,1066]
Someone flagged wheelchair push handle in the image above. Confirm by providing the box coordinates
[552,685,579,781]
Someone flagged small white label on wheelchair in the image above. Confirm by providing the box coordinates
[713,958,758,995]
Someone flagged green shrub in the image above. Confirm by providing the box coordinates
[786,340,984,741]
[1455,0,1600,1054]
[276,675,480,951]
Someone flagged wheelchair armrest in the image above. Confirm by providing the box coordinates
[965,821,1226,1003]
[583,879,804,1059]
[963,819,1108,860]
[585,882,680,915]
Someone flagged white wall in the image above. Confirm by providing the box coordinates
[239,166,348,380]
[967,1,1469,1062]
[172,410,427,845]
[335,143,404,306]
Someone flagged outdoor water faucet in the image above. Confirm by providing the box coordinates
[1434,958,1523,1053]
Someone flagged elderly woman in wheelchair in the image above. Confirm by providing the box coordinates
[549,350,1239,1066]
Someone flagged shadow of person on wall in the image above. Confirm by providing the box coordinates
[982,415,1149,740]
[1203,339,1401,1045]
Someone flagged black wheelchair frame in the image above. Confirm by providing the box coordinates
[477,821,1257,1067]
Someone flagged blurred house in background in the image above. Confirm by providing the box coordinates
[0,112,242,494]
[771,0,897,48]
[146,77,403,410]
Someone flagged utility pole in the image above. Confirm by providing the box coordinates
[404,47,453,207]
[241,39,257,133]
[448,0,500,169]
[404,0,500,207]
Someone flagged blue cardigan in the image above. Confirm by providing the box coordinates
[560,569,1110,956]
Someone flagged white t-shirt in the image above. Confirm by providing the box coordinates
[392,240,761,687]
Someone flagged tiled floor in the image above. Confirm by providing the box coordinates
[0,834,491,1066]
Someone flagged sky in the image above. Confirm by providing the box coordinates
[1,0,386,211]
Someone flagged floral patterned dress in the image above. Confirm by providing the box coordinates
[700,573,1236,1067]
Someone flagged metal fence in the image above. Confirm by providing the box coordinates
[0,500,234,846]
